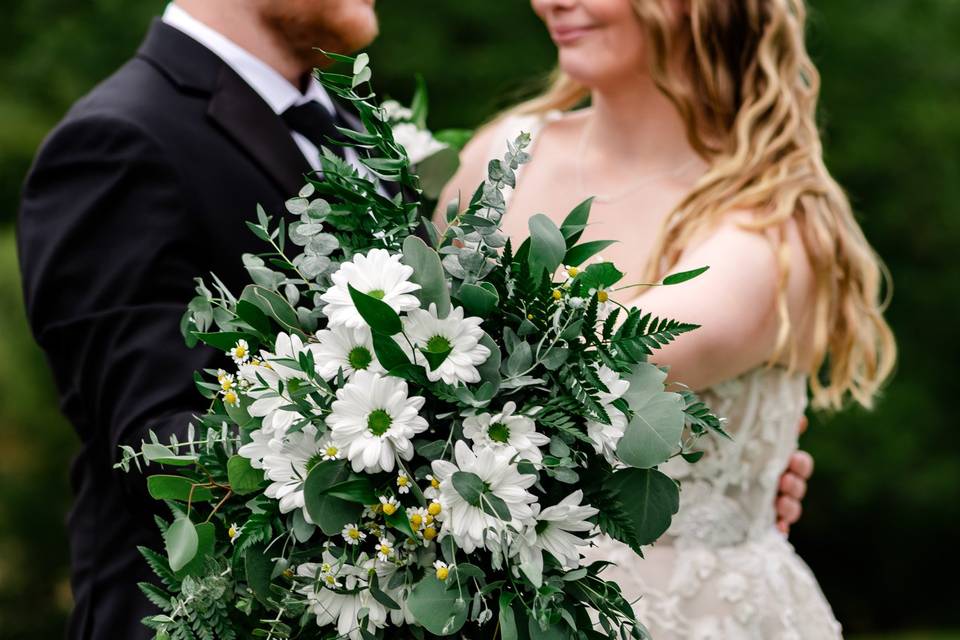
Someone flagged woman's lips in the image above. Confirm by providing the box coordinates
[551,25,596,45]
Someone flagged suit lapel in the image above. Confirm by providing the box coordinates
[207,66,311,197]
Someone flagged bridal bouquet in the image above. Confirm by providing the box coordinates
[118,54,723,640]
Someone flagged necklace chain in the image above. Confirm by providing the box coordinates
[575,116,699,204]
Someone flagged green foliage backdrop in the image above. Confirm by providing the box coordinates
[1,1,957,637]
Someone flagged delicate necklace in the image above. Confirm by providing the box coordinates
[575,116,699,204]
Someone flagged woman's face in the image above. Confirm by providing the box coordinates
[531,0,649,88]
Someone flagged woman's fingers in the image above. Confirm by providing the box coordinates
[779,471,808,500]
[788,450,815,479]
[776,494,803,526]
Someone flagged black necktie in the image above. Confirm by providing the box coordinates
[281,101,348,161]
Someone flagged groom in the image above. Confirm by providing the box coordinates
[16,1,814,638]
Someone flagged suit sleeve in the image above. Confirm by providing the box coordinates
[18,114,219,493]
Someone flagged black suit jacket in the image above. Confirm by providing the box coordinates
[17,19,367,640]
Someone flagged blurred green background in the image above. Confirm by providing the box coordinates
[1,1,957,638]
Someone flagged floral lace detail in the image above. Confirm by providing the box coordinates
[495,114,844,639]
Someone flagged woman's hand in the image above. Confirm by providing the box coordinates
[776,415,814,535]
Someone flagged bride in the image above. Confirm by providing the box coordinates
[439,0,896,637]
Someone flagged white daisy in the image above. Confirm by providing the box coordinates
[391,122,448,165]
[402,304,490,386]
[260,425,325,523]
[396,470,411,494]
[318,435,341,462]
[239,333,316,437]
[311,325,385,380]
[341,523,366,546]
[298,553,387,640]
[511,490,599,587]
[375,536,395,562]
[327,370,429,474]
[430,441,538,553]
[237,428,280,470]
[406,506,429,532]
[378,495,400,516]
[229,339,250,365]
[585,365,631,465]
[462,402,550,463]
[320,249,421,329]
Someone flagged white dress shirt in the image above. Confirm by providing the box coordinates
[162,2,364,174]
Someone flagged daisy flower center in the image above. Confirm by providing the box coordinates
[347,345,373,371]
[487,421,511,444]
[367,409,393,436]
[367,288,386,300]
[426,335,452,353]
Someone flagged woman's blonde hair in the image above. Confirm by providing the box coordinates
[508,0,895,410]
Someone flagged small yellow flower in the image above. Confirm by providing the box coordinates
[223,390,239,407]
[526,313,534,320]
[552,288,563,301]
[427,501,442,517]
[227,523,239,539]
[566,265,579,278]
[429,476,441,490]
[229,339,250,365]
[282,568,294,579]
[434,560,450,581]
[596,289,609,303]
[379,495,399,516]
[396,471,410,494]
[422,526,437,541]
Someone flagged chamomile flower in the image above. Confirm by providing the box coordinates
[407,506,428,532]
[462,402,550,463]
[298,553,387,640]
[434,560,451,581]
[320,249,421,329]
[217,370,235,391]
[260,425,325,523]
[378,495,399,516]
[402,304,490,386]
[229,339,250,365]
[327,371,428,474]
[396,470,411,494]
[311,325,384,380]
[341,523,367,546]
[222,389,240,407]
[424,474,442,500]
[430,441,538,553]
[318,437,341,462]
[227,523,242,544]
[585,365,631,465]
[375,536,395,562]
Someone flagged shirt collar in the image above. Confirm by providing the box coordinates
[161,3,336,116]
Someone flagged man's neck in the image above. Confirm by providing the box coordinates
[173,0,307,85]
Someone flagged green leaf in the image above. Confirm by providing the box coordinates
[662,265,710,285]
[303,461,362,536]
[560,197,594,246]
[142,444,197,467]
[401,235,451,317]
[475,333,501,394]
[323,477,377,504]
[527,214,567,279]
[348,284,402,335]
[616,363,685,469]
[194,331,260,353]
[240,285,303,335]
[164,516,198,573]
[607,468,680,546]
[174,521,215,579]
[420,342,452,372]
[408,576,469,636]
[456,282,499,318]
[563,240,617,268]
[498,593,518,640]
[480,493,511,521]
[451,471,485,507]
[235,299,273,338]
[372,332,411,371]
[385,505,419,541]
[369,571,401,610]
[227,455,265,495]
[244,545,274,606]
[579,262,624,289]
[147,475,214,503]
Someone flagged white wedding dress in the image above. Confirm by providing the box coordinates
[491,114,844,639]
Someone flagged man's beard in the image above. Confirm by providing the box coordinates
[260,5,378,71]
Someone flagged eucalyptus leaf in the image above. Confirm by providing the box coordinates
[401,235,451,317]
[607,468,680,546]
[457,283,499,318]
[303,461,361,536]
[616,363,685,469]
[407,576,469,636]
[147,475,214,503]
[227,455,265,495]
[164,516,198,573]
[527,214,567,279]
